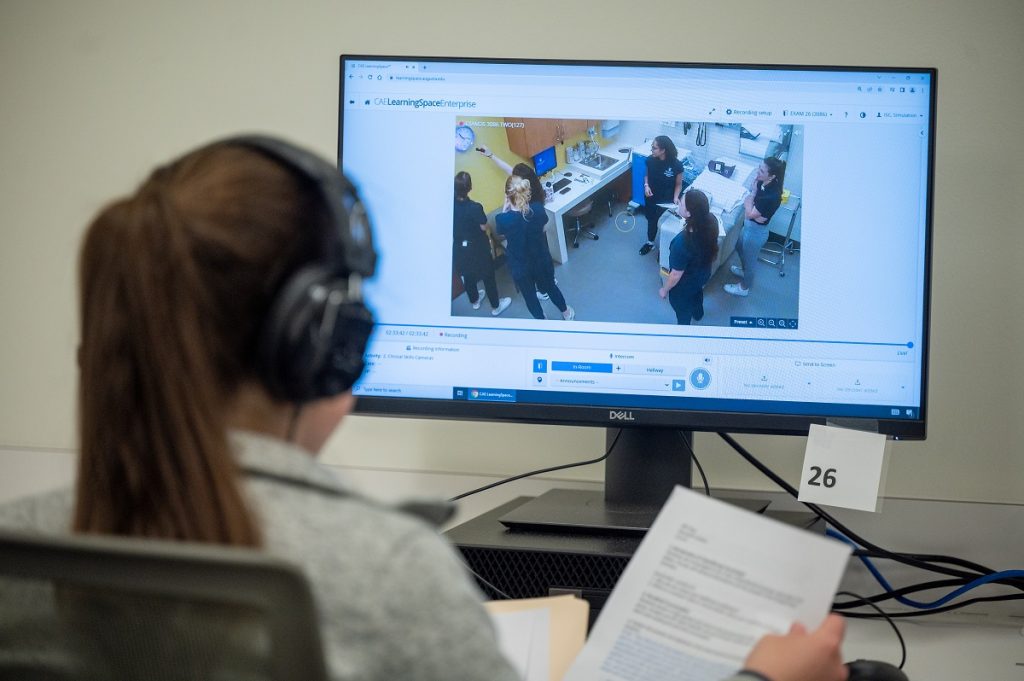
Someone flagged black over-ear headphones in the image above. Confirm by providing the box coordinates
[221,135,377,403]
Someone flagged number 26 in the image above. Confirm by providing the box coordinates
[808,466,837,488]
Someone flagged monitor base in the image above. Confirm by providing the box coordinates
[447,496,823,623]
[497,488,769,534]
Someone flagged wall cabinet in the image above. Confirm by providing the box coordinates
[561,119,593,138]
[504,118,559,158]
[504,118,597,158]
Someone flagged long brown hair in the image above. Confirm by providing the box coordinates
[73,143,322,545]
[683,189,719,266]
[763,156,786,188]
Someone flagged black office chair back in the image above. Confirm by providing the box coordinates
[0,528,328,681]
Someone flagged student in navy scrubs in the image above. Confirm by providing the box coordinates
[659,189,719,324]
[640,135,685,256]
[476,144,556,300]
[494,176,574,320]
[725,157,786,296]
[453,171,511,315]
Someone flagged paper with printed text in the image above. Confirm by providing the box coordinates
[563,487,851,681]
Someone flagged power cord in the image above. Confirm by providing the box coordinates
[462,561,514,600]
[835,590,906,670]
[676,430,710,496]
[717,432,1023,589]
[829,529,1024,609]
[449,431,628,599]
[838,593,1024,618]
[448,429,624,502]
[717,432,1024,609]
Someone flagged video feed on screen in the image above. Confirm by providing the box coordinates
[450,116,802,329]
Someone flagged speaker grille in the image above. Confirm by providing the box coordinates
[458,547,630,600]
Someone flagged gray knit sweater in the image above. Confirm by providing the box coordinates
[0,431,521,681]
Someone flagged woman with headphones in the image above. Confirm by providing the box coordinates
[0,136,845,681]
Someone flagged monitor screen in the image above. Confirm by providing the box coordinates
[339,56,934,446]
[532,145,557,176]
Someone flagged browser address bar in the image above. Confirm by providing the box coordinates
[346,93,924,125]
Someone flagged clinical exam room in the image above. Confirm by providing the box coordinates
[452,118,801,326]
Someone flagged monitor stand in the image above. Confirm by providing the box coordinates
[498,427,769,534]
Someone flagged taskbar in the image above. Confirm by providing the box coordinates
[451,386,920,420]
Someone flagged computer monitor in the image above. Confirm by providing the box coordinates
[533,145,557,176]
[339,55,935,529]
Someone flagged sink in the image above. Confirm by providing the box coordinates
[577,153,620,171]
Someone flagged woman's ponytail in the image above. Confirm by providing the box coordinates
[74,146,318,545]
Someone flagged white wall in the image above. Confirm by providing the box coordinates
[1,0,1022,505]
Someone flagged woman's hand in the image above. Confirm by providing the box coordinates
[644,183,653,198]
[742,614,848,681]
[658,286,668,299]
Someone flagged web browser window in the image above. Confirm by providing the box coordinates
[340,57,933,423]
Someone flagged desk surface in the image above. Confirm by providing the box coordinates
[539,158,631,264]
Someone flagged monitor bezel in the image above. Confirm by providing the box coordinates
[339,54,936,441]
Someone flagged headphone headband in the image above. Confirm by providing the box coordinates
[224,135,377,278]
[211,134,377,402]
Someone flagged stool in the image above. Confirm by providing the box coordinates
[566,200,597,248]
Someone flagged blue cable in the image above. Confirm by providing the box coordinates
[826,528,1024,610]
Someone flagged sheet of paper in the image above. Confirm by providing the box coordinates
[799,423,887,512]
[489,608,549,681]
[563,487,852,681]
[486,595,589,681]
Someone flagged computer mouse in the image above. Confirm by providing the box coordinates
[845,659,908,681]
[564,171,573,177]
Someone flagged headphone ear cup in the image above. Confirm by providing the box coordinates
[257,266,373,402]
[317,299,374,398]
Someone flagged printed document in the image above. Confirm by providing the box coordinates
[563,487,851,681]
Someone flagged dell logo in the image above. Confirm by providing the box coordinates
[609,410,635,421]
